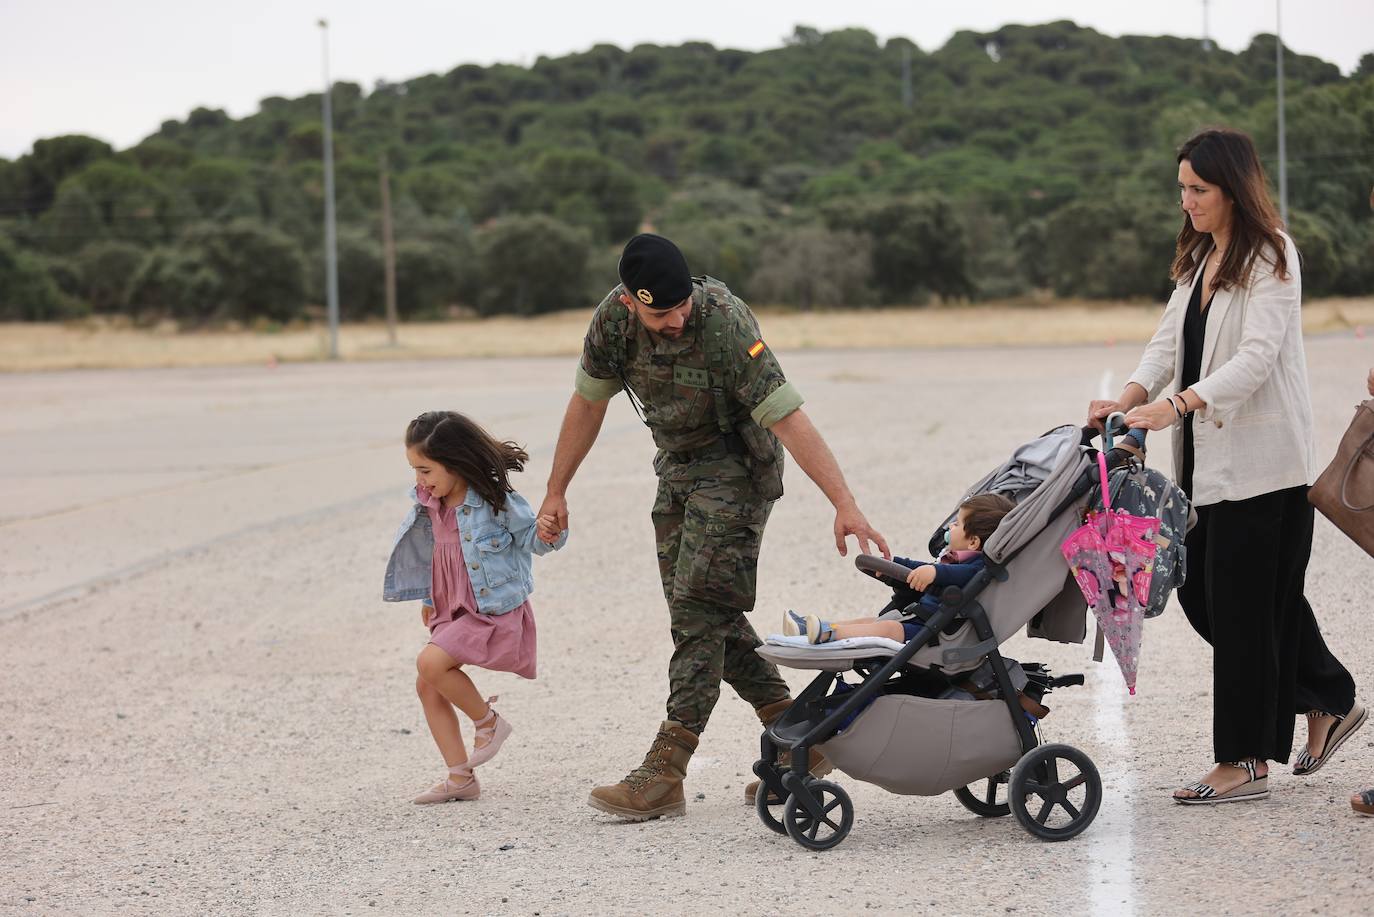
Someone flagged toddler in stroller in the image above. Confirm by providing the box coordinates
[751,421,1157,850]
[783,493,1015,645]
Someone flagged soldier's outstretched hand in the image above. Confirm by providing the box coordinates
[834,504,890,560]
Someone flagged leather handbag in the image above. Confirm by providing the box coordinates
[1310,398,1374,558]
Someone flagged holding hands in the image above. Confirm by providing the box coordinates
[536,513,561,544]
[536,491,568,544]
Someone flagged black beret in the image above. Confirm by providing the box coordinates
[617,234,692,310]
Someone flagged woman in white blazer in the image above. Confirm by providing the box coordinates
[1088,128,1361,805]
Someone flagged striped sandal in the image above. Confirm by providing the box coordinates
[1173,759,1269,805]
[1294,703,1367,777]
[1351,789,1374,817]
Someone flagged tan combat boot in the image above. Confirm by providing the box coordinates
[588,720,698,820]
[743,698,834,805]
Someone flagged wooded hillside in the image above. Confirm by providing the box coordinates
[2,21,1371,323]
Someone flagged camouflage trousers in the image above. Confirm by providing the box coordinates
[652,459,791,736]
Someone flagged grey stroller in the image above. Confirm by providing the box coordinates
[751,419,1169,849]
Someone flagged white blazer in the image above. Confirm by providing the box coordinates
[1128,231,1315,507]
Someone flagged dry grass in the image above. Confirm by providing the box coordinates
[3,297,1372,372]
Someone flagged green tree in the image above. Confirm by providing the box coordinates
[125,247,219,320]
[528,149,641,242]
[334,227,384,316]
[0,235,69,319]
[1036,196,1176,299]
[11,134,114,216]
[167,220,307,322]
[824,194,973,302]
[180,159,259,219]
[74,240,145,313]
[749,225,875,308]
[44,161,169,250]
[400,165,474,219]
[395,237,474,317]
[476,214,590,315]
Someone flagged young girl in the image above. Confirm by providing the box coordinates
[383,411,566,804]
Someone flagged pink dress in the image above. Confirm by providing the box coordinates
[420,487,537,679]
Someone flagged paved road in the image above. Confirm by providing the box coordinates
[3,337,1371,915]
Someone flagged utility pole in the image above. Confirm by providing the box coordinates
[1275,0,1289,226]
[379,153,398,346]
[318,18,341,359]
[1202,0,1213,51]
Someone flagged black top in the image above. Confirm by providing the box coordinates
[1178,269,1213,496]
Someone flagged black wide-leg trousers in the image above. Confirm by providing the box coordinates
[1178,484,1356,764]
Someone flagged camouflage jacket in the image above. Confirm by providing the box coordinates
[574,276,803,457]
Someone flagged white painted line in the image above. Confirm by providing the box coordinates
[1087,364,1136,917]
[1088,665,1137,917]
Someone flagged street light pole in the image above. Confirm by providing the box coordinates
[1275,0,1289,226]
[318,18,340,359]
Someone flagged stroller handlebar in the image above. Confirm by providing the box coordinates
[855,554,916,590]
[1080,410,1135,448]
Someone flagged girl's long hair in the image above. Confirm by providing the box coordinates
[405,411,528,513]
[1170,127,1289,290]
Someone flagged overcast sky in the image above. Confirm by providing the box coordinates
[4,0,1371,160]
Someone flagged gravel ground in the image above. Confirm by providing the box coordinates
[3,335,1372,916]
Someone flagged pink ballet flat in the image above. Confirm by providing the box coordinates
[413,771,480,804]
[465,696,513,768]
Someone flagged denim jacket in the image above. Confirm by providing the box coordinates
[382,486,567,615]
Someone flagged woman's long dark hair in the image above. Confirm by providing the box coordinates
[1171,127,1289,290]
[405,411,528,513]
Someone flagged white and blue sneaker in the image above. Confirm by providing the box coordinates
[804,615,834,645]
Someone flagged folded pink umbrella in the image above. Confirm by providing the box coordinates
[1061,448,1160,694]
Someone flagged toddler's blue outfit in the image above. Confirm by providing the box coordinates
[891,549,987,640]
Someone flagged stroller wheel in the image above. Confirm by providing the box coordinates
[754,772,789,835]
[783,780,853,851]
[954,770,1011,817]
[1008,743,1102,842]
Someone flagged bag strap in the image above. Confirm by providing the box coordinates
[606,296,650,429]
[1338,427,1374,513]
[700,292,736,440]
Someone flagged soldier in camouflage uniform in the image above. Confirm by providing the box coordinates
[537,234,889,820]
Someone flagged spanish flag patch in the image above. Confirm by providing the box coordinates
[747,339,766,358]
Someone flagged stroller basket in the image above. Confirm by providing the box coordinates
[819,694,1022,797]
